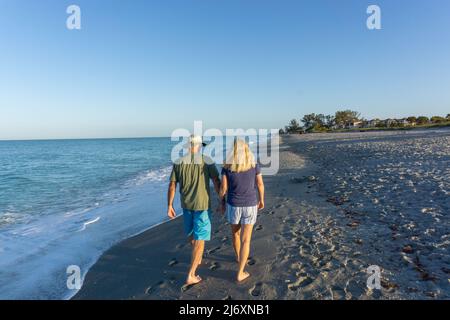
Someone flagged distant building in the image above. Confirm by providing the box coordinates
[364,119,380,128]
[384,119,397,127]
[347,120,363,129]
[397,118,410,126]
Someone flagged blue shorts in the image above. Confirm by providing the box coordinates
[182,209,212,241]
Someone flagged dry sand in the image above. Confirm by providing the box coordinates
[73,129,449,300]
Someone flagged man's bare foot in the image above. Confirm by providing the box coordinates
[237,271,250,282]
[186,274,202,285]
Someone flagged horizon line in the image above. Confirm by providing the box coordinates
[0,136,170,142]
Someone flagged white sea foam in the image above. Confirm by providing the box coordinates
[0,166,176,299]
[79,216,101,231]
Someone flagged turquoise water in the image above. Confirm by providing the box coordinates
[0,138,172,227]
[0,135,273,299]
[0,138,176,299]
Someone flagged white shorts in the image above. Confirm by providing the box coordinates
[226,205,258,225]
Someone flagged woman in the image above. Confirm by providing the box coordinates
[219,139,265,282]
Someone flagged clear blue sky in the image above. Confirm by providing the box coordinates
[1,0,449,139]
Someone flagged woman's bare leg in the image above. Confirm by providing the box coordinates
[230,224,241,262]
[237,224,254,281]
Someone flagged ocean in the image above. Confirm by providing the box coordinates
[0,138,176,299]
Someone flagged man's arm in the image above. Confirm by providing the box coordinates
[167,181,177,219]
[212,176,221,195]
[256,174,265,210]
[207,163,221,196]
[206,162,224,212]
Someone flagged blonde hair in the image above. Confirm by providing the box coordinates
[224,139,256,173]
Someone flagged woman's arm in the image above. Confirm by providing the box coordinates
[218,174,228,214]
[256,174,265,210]
[219,174,228,200]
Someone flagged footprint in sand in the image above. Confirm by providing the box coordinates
[168,258,178,267]
[250,282,263,297]
[207,246,221,255]
[145,280,164,295]
[329,286,346,300]
[181,279,205,292]
[287,276,313,291]
[181,283,195,292]
[347,221,360,228]
[144,286,153,295]
[255,225,263,231]
[209,262,221,270]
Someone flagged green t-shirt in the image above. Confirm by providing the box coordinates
[170,154,219,211]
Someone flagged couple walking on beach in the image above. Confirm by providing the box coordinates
[167,135,265,286]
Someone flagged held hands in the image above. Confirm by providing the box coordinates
[167,206,176,219]
[258,200,265,210]
[216,201,226,215]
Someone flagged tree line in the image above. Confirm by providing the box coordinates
[280,110,450,134]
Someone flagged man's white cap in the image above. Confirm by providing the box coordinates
[184,134,203,147]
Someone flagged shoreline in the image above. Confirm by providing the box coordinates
[66,215,182,300]
[0,136,176,300]
[73,137,313,300]
[73,130,449,300]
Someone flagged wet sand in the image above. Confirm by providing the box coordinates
[73,129,449,300]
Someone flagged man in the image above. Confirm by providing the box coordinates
[167,135,220,286]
